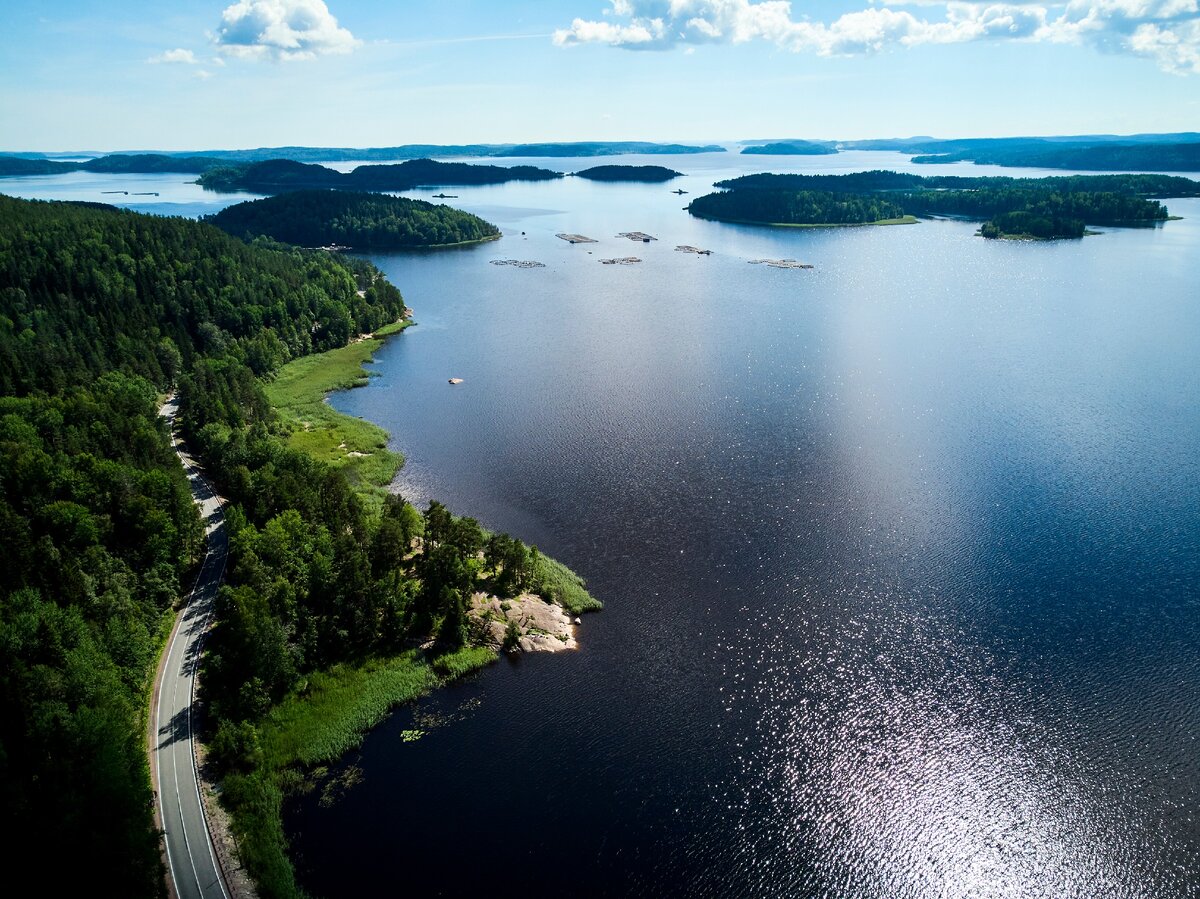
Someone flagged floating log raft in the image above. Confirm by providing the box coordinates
[490,259,546,268]
[600,257,642,265]
[749,258,814,269]
[618,231,657,242]
[557,233,597,244]
[675,245,712,255]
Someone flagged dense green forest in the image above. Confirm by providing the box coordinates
[0,195,595,897]
[741,141,837,155]
[573,165,682,182]
[198,158,563,193]
[689,189,904,225]
[205,190,500,249]
[0,374,203,896]
[0,196,404,395]
[691,170,1185,235]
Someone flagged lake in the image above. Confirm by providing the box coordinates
[6,152,1198,897]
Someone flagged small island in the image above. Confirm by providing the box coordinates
[198,157,563,193]
[741,141,838,156]
[574,165,682,182]
[205,190,501,249]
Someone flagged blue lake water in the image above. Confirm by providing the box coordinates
[5,152,1199,897]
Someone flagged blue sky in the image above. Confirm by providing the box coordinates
[1,0,1197,151]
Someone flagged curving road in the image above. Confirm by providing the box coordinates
[152,395,231,899]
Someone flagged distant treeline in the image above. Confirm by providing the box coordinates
[205,190,500,249]
[0,153,225,177]
[834,134,1200,172]
[741,141,837,156]
[573,165,682,182]
[198,158,562,194]
[912,142,1200,172]
[691,171,1191,238]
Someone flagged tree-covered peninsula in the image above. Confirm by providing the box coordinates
[198,157,562,194]
[690,171,1189,237]
[573,164,682,182]
[205,190,500,249]
[0,196,597,897]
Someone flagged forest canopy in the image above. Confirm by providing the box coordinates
[690,171,1188,236]
[573,165,683,182]
[198,158,563,194]
[205,190,500,249]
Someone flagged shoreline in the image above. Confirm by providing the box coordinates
[690,212,919,228]
[216,311,600,897]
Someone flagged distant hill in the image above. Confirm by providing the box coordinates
[33,142,728,163]
[912,142,1200,172]
[741,141,837,156]
[495,142,723,157]
[198,158,563,193]
[573,165,682,182]
[205,190,500,249]
[0,153,228,177]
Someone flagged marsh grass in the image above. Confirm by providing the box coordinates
[533,553,602,614]
[264,321,411,499]
[431,646,498,680]
[222,652,441,898]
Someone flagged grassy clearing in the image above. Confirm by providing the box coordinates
[264,321,411,497]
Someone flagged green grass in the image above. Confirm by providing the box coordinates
[262,653,439,768]
[264,321,412,499]
[430,646,498,680]
[221,652,443,899]
[533,553,602,615]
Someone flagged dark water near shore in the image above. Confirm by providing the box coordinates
[289,164,1200,898]
[8,152,1199,897]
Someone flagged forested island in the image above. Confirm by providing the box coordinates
[741,141,838,156]
[0,195,598,897]
[0,153,225,176]
[198,158,563,193]
[573,165,682,182]
[205,190,500,249]
[691,171,1192,237]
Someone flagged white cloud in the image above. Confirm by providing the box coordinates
[213,0,360,61]
[149,48,199,64]
[553,0,1200,72]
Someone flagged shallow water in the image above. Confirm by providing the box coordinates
[7,152,1199,897]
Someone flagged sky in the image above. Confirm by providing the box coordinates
[1,0,1198,151]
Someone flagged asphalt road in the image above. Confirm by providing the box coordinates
[152,396,230,899]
